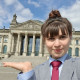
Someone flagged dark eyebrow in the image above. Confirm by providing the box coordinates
[59,35,68,37]
[59,34,68,36]
[47,34,68,38]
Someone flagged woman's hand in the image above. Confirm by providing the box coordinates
[3,62,32,73]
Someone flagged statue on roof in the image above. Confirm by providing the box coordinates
[13,14,17,20]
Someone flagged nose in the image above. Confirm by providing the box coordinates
[54,39,60,47]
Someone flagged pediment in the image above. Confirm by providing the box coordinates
[11,20,42,31]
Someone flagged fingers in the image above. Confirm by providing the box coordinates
[3,62,12,67]
[0,62,4,67]
[2,62,23,71]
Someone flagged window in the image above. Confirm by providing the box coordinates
[76,40,79,45]
[4,36,8,43]
[3,45,7,54]
[68,47,72,56]
[75,48,79,56]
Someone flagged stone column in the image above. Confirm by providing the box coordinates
[0,36,4,54]
[79,46,80,57]
[79,39,80,56]
[31,34,35,56]
[7,33,13,55]
[15,33,20,56]
[19,35,21,54]
[72,38,75,57]
[23,33,28,56]
[11,34,14,54]
[39,35,42,57]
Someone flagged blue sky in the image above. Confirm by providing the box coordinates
[0,0,80,31]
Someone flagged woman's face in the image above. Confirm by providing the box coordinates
[44,29,72,59]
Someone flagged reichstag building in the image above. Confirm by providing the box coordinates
[0,14,80,58]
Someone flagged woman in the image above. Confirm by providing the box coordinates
[3,10,80,80]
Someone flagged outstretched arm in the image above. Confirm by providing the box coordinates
[3,62,36,80]
[3,62,32,73]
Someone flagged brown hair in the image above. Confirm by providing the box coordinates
[41,10,72,38]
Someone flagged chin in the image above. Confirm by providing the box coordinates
[53,54,63,59]
[52,55,60,59]
[50,52,64,59]
[55,56,61,59]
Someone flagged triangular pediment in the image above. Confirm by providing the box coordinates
[10,20,43,31]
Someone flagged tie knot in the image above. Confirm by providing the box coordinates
[51,61,62,68]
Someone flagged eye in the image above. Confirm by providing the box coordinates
[59,35,67,39]
[47,37,55,41]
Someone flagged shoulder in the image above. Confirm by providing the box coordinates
[70,57,80,63]
[64,56,80,67]
[73,57,80,65]
[68,57,80,69]
[66,56,80,62]
[65,57,80,72]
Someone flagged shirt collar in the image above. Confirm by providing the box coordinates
[49,53,68,65]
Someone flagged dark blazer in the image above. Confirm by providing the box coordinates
[29,54,80,80]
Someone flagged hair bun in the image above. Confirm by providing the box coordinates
[49,10,61,18]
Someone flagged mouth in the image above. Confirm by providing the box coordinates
[53,49,63,53]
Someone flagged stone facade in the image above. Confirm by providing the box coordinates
[0,14,80,58]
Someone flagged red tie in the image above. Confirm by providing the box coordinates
[51,61,62,80]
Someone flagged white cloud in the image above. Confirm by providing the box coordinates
[21,8,33,17]
[13,1,33,22]
[59,0,80,31]
[17,8,33,22]
[28,0,40,7]
[14,2,24,11]
[0,0,33,28]
[0,5,8,18]
[0,3,9,28]
[4,0,16,5]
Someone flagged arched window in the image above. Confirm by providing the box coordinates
[75,48,79,56]
[4,36,8,43]
[68,47,72,56]
[3,45,7,54]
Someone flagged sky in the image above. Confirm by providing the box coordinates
[0,0,80,31]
